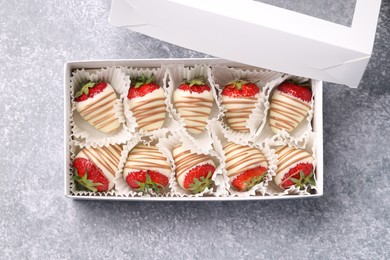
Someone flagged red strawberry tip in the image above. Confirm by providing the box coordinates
[188,171,213,194]
[72,168,103,192]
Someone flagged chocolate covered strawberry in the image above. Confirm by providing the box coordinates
[74,81,121,133]
[269,80,312,134]
[221,80,260,132]
[223,142,268,191]
[274,146,315,190]
[123,144,171,193]
[173,144,215,194]
[128,74,166,131]
[173,78,214,134]
[72,144,123,192]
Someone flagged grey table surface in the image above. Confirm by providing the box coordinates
[1,0,389,259]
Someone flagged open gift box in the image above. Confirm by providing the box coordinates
[64,0,381,200]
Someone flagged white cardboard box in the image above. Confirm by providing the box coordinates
[109,0,381,88]
[64,58,323,200]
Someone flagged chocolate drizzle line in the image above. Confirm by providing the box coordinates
[173,147,211,178]
[125,145,171,174]
[77,86,120,132]
[222,96,258,132]
[223,142,267,178]
[175,94,214,133]
[79,144,123,178]
[129,95,166,131]
[276,146,312,175]
[270,91,311,132]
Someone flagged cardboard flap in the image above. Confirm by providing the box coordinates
[109,0,381,87]
[108,0,146,26]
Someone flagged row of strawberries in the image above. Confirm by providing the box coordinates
[71,136,315,196]
[73,68,312,141]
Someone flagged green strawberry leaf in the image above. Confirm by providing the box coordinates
[300,170,305,180]
[132,73,155,88]
[189,77,205,87]
[134,173,165,194]
[75,82,96,98]
[72,168,102,192]
[145,73,155,84]
[188,171,214,194]
[290,177,300,184]
[245,175,264,191]
[228,79,250,90]
[291,170,316,190]
[135,82,144,88]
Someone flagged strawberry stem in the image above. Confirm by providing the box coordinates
[134,173,164,193]
[290,170,315,190]
[131,73,155,88]
[75,82,96,98]
[228,79,250,90]
[72,168,102,192]
[183,77,206,87]
[188,171,213,194]
[244,175,264,191]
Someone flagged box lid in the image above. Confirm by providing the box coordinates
[108,0,381,88]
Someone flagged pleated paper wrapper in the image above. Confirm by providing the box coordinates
[254,76,316,148]
[158,133,226,197]
[166,64,221,154]
[209,119,277,197]
[264,132,318,196]
[69,67,132,147]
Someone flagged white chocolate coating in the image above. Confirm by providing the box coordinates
[274,146,314,187]
[75,144,123,190]
[123,144,171,181]
[75,83,121,133]
[269,90,311,134]
[172,144,215,189]
[128,88,166,131]
[173,89,214,134]
[223,142,268,182]
[221,94,259,132]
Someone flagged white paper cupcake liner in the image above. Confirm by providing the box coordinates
[166,64,221,154]
[70,67,132,147]
[211,65,283,144]
[158,133,225,197]
[68,140,128,197]
[209,119,276,197]
[254,75,315,147]
[265,133,317,196]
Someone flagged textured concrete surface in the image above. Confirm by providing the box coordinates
[1,0,389,259]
